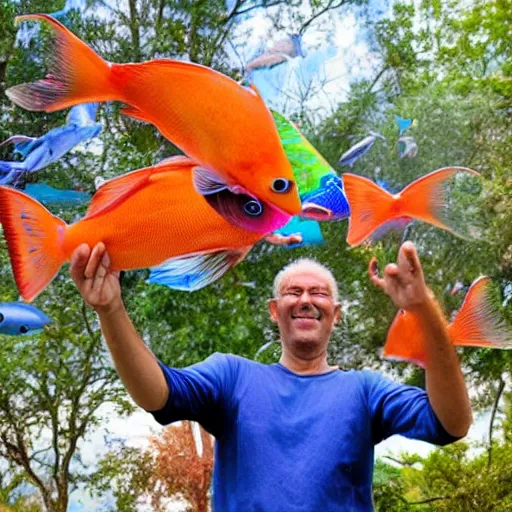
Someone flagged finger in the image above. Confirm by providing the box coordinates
[265,233,302,246]
[368,257,386,289]
[84,242,106,279]
[69,244,91,285]
[403,242,421,273]
[92,249,110,291]
[399,241,423,278]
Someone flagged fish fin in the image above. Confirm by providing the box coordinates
[66,102,99,126]
[400,167,480,237]
[120,105,157,125]
[450,277,512,348]
[192,167,228,195]
[382,309,431,368]
[0,187,67,301]
[0,135,37,157]
[6,14,115,112]
[147,248,251,291]
[86,157,196,219]
[342,173,396,246]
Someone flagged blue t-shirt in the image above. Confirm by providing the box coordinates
[150,353,459,511]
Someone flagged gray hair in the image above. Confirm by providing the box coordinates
[273,258,339,302]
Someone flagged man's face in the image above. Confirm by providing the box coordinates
[269,268,341,357]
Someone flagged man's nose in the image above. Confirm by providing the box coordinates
[297,291,313,305]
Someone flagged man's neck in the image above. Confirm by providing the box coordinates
[279,351,338,376]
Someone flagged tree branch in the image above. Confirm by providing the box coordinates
[488,376,505,470]
[299,0,347,35]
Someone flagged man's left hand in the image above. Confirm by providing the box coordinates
[368,241,431,312]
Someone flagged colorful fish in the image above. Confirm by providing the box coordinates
[0,156,292,301]
[0,102,101,185]
[382,277,512,367]
[272,110,349,220]
[338,132,386,168]
[7,15,301,217]
[246,34,304,74]
[24,183,91,206]
[0,302,52,335]
[342,167,481,246]
[272,216,324,249]
[398,136,418,159]
[396,116,413,136]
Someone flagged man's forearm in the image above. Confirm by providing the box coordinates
[412,297,473,437]
[97,303,169,411]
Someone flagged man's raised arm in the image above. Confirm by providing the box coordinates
[69,242,168,411]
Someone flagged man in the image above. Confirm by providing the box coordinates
[69,240,472,511]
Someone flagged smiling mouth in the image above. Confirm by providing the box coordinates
[291,315,320,320]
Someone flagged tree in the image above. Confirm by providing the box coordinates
[91,422,214,511]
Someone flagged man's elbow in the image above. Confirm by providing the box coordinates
[444,410,473,438]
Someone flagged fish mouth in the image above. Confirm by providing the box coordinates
[301,203,333,220]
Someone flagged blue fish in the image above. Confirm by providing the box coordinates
[0,103,101,184]
[273,216,324,249]
[396,116,413,136]
[0,303,52,336]
[24,183,91,206]
[301,174,350,221]
[338,132,386,168]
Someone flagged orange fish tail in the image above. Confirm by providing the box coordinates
[399,167,480,235]
[343,174,396,246]
[450,277,512,348]
[6,14,117,111]
[0,187,67,301]
[383,310,430,368]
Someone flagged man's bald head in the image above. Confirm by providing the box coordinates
[273,258,339,303]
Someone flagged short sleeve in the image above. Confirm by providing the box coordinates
[361,370,461,446]
[148,352,235,437]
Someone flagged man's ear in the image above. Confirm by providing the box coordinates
[268,298,279,322]
[333,303,342,324]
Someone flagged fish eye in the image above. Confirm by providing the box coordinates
[243,199,263,216]
[0,313,4,323]
[19,325,29,334]
[271,178,292,193]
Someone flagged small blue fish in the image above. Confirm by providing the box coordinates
[396,116,413,136]
[338,132,386,168]
[273,216,324,249]
[398,136,418,159]
[0,303,52,336]
[25,183,91,206]
[0,103,101,184]
[301,175,350,220]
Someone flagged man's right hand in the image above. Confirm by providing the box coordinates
[69,242,122,314]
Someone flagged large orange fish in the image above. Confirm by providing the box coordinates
[0,157,290,302]
[342,167,481,246]
[382,277,512,367]
[6,14,301,217]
